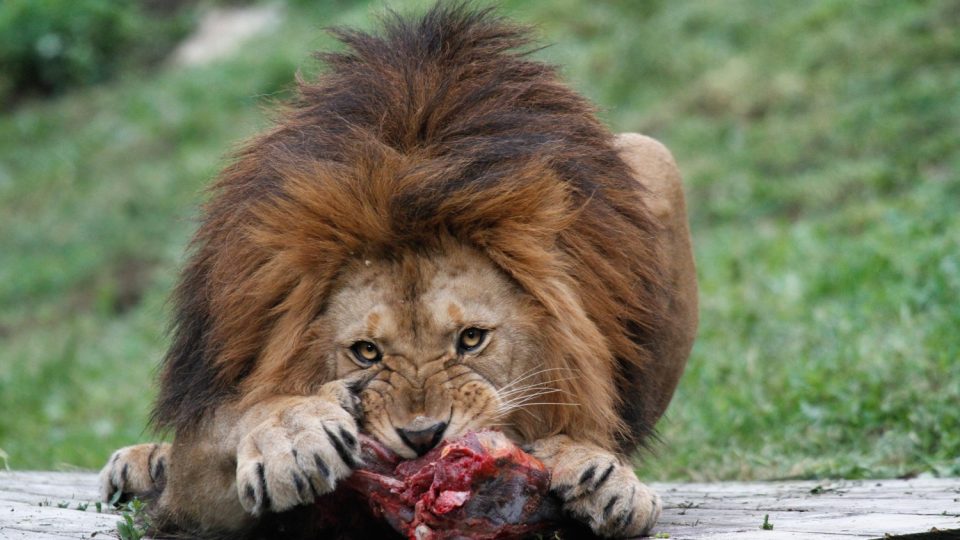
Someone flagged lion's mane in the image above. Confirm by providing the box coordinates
[153,3,668,452]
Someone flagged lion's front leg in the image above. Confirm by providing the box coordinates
[234,380,363,516]
[100,380,363,533]
[529,435,660,538]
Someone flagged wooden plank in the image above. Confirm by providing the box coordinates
[0,472,118,540]
[1,471,958,539]
[2,500,119,539]
[648,479,960,539]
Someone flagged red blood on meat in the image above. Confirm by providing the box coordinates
[314,430,570,540]
[434,490,470,513]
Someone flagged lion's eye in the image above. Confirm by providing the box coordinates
[457,327,487,354]
[350,341,382,365]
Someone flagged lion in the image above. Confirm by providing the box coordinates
[99,4,697,538]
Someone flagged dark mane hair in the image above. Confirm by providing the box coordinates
[153,2,667,452]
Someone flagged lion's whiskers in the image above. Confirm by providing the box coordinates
[497,384,563,401]
[493,381,581,423]
[497,378,578,402]
[498,388,563,408]
[476,362,581,431]
[497,367,578,394]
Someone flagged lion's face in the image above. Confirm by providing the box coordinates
[310,243,545,458]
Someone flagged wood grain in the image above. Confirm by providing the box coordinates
[1,472,957,538]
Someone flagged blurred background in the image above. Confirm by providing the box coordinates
[0,0,957,480]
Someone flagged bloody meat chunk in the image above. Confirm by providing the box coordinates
[349,430,562,539]
[310,430,584,539]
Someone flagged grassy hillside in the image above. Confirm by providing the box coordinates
[1,0,957,480]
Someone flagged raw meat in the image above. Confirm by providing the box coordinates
[311,430,576,539]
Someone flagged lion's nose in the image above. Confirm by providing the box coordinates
[396,419,448,456]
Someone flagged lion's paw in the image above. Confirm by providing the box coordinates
[100,443,170,504]
[529,436,660,538]
[555,464,660,538]
[236,393,362,515]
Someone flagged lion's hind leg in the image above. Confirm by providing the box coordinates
[100,443,170,504]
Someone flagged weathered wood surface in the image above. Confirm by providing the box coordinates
[1,471,958,539]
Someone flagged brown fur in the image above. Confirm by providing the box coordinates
[153,2,667,453]
[101,4,699,537]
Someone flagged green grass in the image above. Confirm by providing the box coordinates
[1,0,957,480]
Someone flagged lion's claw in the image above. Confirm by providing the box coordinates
[99,443,170,504]
[530,435,660,538]
[236,394,361,515]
